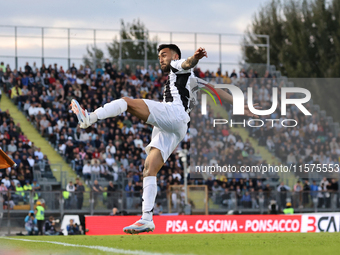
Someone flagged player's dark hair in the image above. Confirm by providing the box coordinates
[157,44,181,59]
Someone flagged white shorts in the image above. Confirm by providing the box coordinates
[143,99,190,163]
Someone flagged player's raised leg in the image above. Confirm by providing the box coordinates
[123,147,164,234]
[71,97,150,128]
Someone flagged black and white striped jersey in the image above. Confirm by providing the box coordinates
[163,59,196,113]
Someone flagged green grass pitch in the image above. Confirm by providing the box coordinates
[1,233,340,255]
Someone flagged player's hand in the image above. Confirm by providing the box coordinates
[244,103,262,118]
[194,47,208,60]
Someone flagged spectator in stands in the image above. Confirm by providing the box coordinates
[73,154,83,176]
[318,183,327,208]
[277,182,290,209]
[153,202,163,215]
[82,161,91,185]
[320,177,329,188]
[17,169,25,187]
[66,180,76,208]
[32,179,41,200]
[92,180,103,208]
[11,83,22,104]
[25,210,38,235]
[13,154,21,166]
[106,181,116,209]
[120,154,129,169]
[303,180,310,207]
[40,116,50,136]
[66,180,75,193]
[266,136,275,152]
[293,180,302,208]
[241,191,252,208]
[172,169,181,182]
[104,59,112,73]
[34,148,44,160]
[24,168,32,183]
[15,182,24,202]
[91,160,101,175]
[1,176,11,188]
[230,69,237,79]
[27,155,35,168]
[7,140,17,153]
[105,153,115,167]
[133,181,142,208]
[76,181,85,209]
[23,180,32,203]
[310,180,318,203]
[127,162,137,173]
[125,181,134,209]
[221,188,232,208]
[287,151,297,166]
[0,62,5,72]
[211,181,223,204]
[0,182,8,203]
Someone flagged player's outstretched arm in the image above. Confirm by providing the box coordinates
[181,47,207,70]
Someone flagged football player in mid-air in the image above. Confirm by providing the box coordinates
[71,44,256,234]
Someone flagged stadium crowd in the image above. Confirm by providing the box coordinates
[0,108,49,209]
[0,59,339,212]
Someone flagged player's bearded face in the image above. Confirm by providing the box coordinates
[158,49,172,73]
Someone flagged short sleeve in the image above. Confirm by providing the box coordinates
[170,59,186,73]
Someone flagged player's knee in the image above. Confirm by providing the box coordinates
[122,97,131,104]
[122,97,133,110]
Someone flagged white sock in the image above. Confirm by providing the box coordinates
[142,176,157,221]
[94,98,128,120]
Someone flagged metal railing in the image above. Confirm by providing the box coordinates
[207,190,340,214]
[1,189,340,234]
[1,189,339,215]
[0,25,270,71]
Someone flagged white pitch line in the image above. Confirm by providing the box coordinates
[0,236,182,255]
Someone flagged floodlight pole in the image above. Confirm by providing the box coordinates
[266,35,270,71]
[67,28,70,69]
[144,37,147,69]
[93,29,97,69]
[14,26,18,70]
[118,38,122,70]
[219,34,222,71]
[42,27,44,66]
[194,33,197,52]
